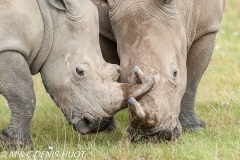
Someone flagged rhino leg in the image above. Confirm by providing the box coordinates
[0,52,35,147]
[105,118,116,132]
[180,32,217,131]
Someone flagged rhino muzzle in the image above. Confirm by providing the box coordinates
[127,97,182,142]
[73,116,113,134]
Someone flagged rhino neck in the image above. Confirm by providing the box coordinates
[30,0,53,75]
[94,1,116,42]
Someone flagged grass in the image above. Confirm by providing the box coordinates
[0,0,240,159]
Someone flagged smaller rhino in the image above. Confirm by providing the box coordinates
[0,0,154,147]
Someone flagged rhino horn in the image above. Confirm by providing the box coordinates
[128,97,146,119]
[134,66,149,84]
[110,76,155,114]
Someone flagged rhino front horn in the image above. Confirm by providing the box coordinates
[110,68,155,114]
[128,97,146,119]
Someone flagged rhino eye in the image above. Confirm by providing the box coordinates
[173,71,177,77]
[76,68,84,76]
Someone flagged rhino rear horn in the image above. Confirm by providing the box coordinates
[134,66,149,84]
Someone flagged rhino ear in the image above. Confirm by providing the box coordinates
[48,0,67,10]
[49,0,84,16]
[165,0,173,4]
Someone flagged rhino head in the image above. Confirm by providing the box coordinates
[105,0,188,140]
[40,0,154,134]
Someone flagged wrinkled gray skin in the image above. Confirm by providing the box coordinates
[0,0,154,147]
[93,0,226,141]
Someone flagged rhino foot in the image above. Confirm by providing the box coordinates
[105,118,116,132]
[0,129,33,149]
[179,117,206,132]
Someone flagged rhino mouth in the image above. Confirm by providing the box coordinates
[127,124,182,142]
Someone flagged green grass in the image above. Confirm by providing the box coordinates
[1,0,240,159]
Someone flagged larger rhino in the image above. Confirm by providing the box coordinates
[0,0,154,147]
[93,0,226,140]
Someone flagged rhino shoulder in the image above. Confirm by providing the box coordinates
[0,0,44,71]
[191,0,225,40]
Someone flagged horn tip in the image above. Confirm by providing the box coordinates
[151,77,155,83]
[134,66,140,72]
[148,77,155,86]
[128,97,146,118]
[128,97,137,104]
[134,66,144,74]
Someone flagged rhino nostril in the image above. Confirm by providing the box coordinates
[72,116,96,134]
[73,116,114,134]
[83,116,91,126]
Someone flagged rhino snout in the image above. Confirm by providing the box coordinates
[73,116,113,135]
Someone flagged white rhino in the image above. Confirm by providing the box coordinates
[0,0,154,147]
[93,0,226,141]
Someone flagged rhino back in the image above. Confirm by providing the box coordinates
[0,0,44,67]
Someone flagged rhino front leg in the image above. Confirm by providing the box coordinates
[0,52,35,147]
[180,32,217,131]
[105,118,116,132]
